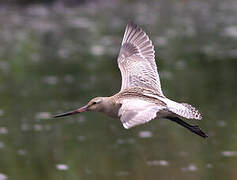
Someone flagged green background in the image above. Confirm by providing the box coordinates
[0,0,237,179]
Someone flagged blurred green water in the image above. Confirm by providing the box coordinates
[0,1,237,180]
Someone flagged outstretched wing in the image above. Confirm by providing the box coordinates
[118,98,165,129]
[167,117,208,138]
[117,23,164,96]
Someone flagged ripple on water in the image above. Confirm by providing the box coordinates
[68,17,94,29]
[77,116,86,123]
[217,120,227,127]
[21,123,30,131]
[181,164,197,172]
[224,26,237,38]
[0,110,4,117]
[77,136,86,142]
[64,75,74,84]
[160,71,172,80]
[116,138,135,144]
[100,36,114,46]
[56,164,69,171]
[17,149,27,156]
[0,142,5,149]
[90,45,105,56]
[0,127,8,135]
[84,169,92,174]
[115,171,130,176]
[175,60,186,70]
[222,151,237,157]
[206,163,213,168]
[147,160,169,166]
[43,76,58,85]
[35,112,51,120]
[0,173,7,180]
[155,37,168,47]
[138,131,153,138]
[34,124,43,131]
[0,62,9,73]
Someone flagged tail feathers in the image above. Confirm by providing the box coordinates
[167,101,202,120]
[181,103,202,120]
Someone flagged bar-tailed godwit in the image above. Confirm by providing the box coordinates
[54,23,207,138]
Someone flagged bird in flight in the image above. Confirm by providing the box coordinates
[54,23,208,138]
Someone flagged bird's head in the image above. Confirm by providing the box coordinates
[86,97,104,111]
[53,97,105,118]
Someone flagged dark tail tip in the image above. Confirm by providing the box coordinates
[167,116,208,139]
[192,125,208,138]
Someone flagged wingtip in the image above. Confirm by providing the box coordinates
[192,125,208,139]
[126,21,140,31]
[204,134,208,138]
[127,21,137,27]
[200,130,208,139]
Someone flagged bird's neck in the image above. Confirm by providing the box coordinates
[100,96,121,118]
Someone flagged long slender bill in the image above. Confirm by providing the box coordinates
[53,105,88,118]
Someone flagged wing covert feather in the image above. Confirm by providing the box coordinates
[118,99,165,129]
[118,23,163,96]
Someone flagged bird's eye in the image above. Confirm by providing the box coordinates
[92,101,97,105]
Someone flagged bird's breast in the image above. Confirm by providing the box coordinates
[101,102,121,118]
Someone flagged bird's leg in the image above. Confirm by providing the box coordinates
[166,116,208,138]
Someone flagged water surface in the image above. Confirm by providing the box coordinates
[0,1,237,179]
